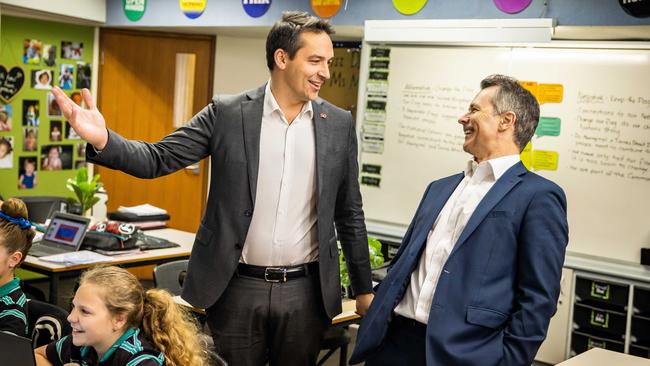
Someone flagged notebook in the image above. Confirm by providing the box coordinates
[0,331,37,366]
[29,212,90,258]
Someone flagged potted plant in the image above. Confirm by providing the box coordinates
[339,236,385,298]
[66,167,103,217]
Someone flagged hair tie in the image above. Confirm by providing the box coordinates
[0,211,32,229]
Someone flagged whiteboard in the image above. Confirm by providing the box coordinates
[357,43,650,263]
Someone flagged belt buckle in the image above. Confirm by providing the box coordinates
[264,267,287,283]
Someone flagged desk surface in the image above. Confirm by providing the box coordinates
[23,228,194,272]
[558,349,650,366]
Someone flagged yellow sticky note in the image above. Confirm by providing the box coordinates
[520,141,533,170]
[532,150,559,171]
[537,84,564,104]
[519,81,538,99]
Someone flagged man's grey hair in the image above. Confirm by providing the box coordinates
[480,74,540,151]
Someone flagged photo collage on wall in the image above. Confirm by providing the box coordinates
[0,36,91,189]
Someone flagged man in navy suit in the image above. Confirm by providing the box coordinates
[350,74,569,366]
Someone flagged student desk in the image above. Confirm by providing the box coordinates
[557,348,650,365]
[22,228,194,304]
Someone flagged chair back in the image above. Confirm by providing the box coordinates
[27,299,72,348]
[153,259,189,296]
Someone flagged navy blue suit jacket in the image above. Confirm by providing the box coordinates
[351,162,568,366]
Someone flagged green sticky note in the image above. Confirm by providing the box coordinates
[536,117,561,137]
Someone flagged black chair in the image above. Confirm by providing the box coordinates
[16,195,69,224]
[153,259,189,295]
[27,299,72,348]
[317,326,352,366]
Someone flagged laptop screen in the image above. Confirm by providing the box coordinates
[44,215,87,248]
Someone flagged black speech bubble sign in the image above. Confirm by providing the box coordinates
[0,65,25,103]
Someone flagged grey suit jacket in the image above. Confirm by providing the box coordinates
[87,85,373,317]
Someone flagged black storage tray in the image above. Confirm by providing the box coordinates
[573,303,627,339]
[632,315,650,346]
[575,277,629,311]
[630,343,650,359]
[634,287,650,317]
[571,331,625,356]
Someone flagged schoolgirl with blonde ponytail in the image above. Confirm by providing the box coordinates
[35,266,213,366]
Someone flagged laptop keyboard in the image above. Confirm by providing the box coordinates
[30,244,67,257]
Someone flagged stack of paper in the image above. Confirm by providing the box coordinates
[40,250,114,265]
[117,204,167,217]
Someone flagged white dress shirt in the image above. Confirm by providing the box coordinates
[240,81,319,266]
[394,154,521,323]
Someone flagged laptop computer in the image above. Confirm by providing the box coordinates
[0,331,37,366]
[29,212,90,258]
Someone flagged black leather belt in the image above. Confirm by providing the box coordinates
[392,314,427,334]
[237,262,318,283]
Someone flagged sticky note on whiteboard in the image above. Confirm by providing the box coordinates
[537,84,564,104]
[520,141,533,170]
[536,117,561,137]
[532,150,559,171]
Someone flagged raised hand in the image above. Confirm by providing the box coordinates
[51,87,109,150]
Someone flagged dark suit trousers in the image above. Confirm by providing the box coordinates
[365,315,427,366]
[206,271,331,366]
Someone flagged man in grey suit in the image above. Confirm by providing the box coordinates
[52,11,373,366]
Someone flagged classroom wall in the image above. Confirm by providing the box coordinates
[0,0,106,23]
[105,0,650,27]
[213,35,267,95]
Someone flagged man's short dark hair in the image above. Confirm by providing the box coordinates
[480,74,540,151]
[265,11,334,71]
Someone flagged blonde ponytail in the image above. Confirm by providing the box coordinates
[142,288,211,366]
[79,266,212,366]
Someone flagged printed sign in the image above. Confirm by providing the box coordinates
[392,0,428,15]
[0,66,25,103]
[123,0,147,22]
[180,0,206,19]
[311,0,342,18]
[242,0,271,18]
[493,0,532,14]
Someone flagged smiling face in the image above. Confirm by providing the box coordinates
[458,86,518,163]
[68,284,125,357]
[277,31,333,104]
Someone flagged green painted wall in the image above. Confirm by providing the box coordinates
[0,15,94,199]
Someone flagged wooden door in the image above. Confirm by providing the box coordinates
[97,29,214,232]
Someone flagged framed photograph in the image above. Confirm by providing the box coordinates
[23,39,42,64]
[31,69,53,90]
[75,160,87,169]
[61,41,83,60]
[22,100,39,127]
[76,142,86,158]
[0,103,12,132]
[41,144,73,170]
[58,64,74,90]
[70,91,83,107]
[18,157,38,189]
[23,127,38,152]
[50,121,63,142]
[0,136,14,169]
[43,44,57,66]
[65,121,80,139]
[76,62,92,89]
[47,92,62,117]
